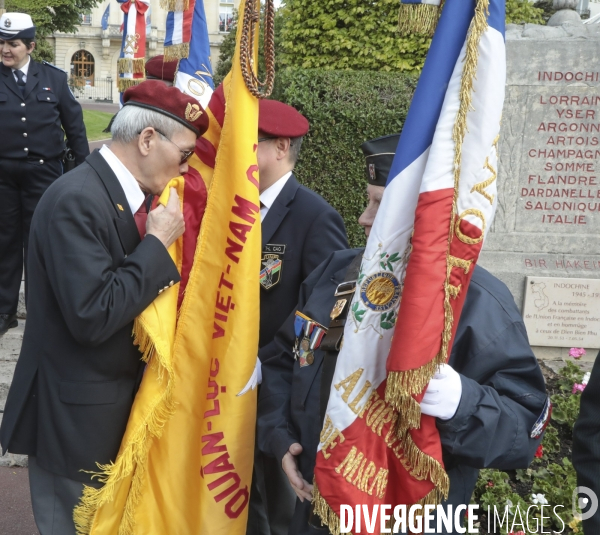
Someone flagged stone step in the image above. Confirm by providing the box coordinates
[0,361,17,409]
[0,414,28,467]
[0,321,24,363]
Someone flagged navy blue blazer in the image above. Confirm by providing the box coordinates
[0,151,180,482]
[257,248,547,535]
[259,174,348,353]
[0,60,88,163]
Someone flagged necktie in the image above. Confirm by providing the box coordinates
[14,70,26,97]
[134,195,152,239]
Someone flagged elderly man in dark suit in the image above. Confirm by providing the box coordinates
[0,13,89,336]
[247,99,348,535]
[0,80,206,535]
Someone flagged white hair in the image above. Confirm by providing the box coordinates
[110,105,187,144]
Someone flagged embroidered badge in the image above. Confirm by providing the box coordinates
[260,244,285,290]
[185,102,203,122]
[330,299,347,320]
[293,311,327,367]
[368,163,376,181]
[360,272,401,312]
[531,396,552,439]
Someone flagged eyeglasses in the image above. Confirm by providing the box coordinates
[153,128,194,164]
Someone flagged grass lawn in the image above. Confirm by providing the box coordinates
[83,110,114,141]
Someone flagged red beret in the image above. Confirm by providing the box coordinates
[258,100,309,138]
[122,80,208,137]
[145,55,178,83]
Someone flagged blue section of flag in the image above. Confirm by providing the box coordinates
[165,11,175,47]
[101,3,110,31]
[388,0,505,184]
[177,0,214,89]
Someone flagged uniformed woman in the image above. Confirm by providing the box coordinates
[0,13,89,336]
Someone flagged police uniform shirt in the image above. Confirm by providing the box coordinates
[11,56,29,83]
[98,145,145,216]
[259,171,292,222]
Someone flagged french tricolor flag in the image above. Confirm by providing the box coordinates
[313,0,506,530]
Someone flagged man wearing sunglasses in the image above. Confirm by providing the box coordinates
[248,99,348,535]
[0,80,206,535]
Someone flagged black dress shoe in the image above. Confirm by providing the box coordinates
[0,313,17,337]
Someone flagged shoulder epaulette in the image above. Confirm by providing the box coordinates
[42,61,68,74]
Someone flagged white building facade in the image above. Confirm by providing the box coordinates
[47,0,240,103]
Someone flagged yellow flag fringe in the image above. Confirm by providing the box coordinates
[116,78,145,93]
[397,3,442,38]
[164,43,190,62]
[159,0,190,11]
[117,58,146,75]
[73,314,176,535]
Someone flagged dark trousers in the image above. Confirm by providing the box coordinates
[247,448,297,535]
[0,158,62,313]
[28,456,100,535]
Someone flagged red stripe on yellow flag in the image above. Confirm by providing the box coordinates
[73,0,260,531]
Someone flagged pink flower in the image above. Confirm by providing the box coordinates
[510,532,526,535]
[487,481,494,487]
[569,347,586,359]
[535,444,544,458]
[572,383,585,394]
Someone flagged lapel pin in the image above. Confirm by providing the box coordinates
[117,203,124,211]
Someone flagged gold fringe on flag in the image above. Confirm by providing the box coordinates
[312,482,343,535]
[72,317,176,535]
[397,3,442,38]
[117,58,146,75]
[159,0,189,11]
[164,43,190,62]
[117,78,145,92]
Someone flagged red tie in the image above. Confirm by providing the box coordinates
[134,196,150,239]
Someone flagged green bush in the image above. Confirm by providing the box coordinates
[273,68,417,247]
[279,0,430,72]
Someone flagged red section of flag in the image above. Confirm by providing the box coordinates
[178,165,208,308]
[182,0,196,43]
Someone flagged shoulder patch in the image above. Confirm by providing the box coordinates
[42,61,68,74]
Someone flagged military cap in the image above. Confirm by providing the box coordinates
[0,13,36,40]
[259,99,309,138]
[122,80,209,137]
[360,134,400,187]
[145,55,178,83]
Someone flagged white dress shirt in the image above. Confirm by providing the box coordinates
[259,171,292,222]
[12,56,30,83]
[99,145,145,216]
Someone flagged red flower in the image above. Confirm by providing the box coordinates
[510,532,526,535]
[487,481,494,487]
[535,444,543,458]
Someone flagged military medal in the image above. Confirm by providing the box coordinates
[293,311,327,367]
[260,244,285,290]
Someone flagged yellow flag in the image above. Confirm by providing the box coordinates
[74,0,260,531]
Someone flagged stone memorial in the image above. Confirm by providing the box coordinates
[478,21,600,356]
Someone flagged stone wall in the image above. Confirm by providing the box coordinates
[479,22,600,358]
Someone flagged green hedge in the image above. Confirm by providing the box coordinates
[272,68,417,247]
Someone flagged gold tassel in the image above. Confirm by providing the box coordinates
[159,0,189,11]
[164,43,190,62]
[117,58,146,75]
[73,317,176,535]
[397,3,442,38]
[116,78,145,93]
[312,482,345,535]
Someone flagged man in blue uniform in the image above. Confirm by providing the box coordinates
[248,100,348,535]
[0,13,88,336]
[257,135,549,534]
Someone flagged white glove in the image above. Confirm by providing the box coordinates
[236,356,261,396]
[420,363,462,421]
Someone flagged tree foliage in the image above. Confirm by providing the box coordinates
[6,0,100,62]
[506,0,546,24]
[278,0,430,73]
[273,68,417,246]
